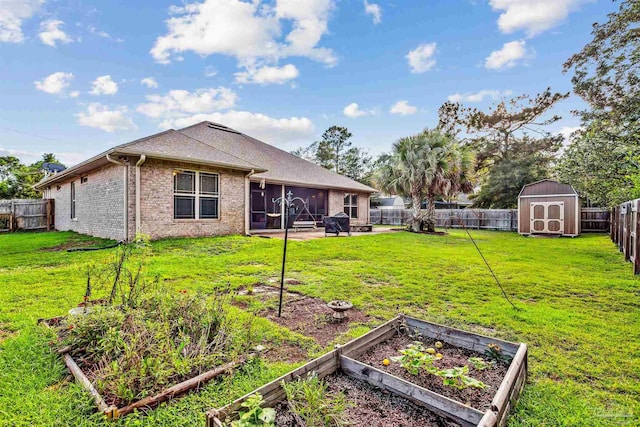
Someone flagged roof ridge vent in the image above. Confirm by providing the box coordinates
[207,122,241,134]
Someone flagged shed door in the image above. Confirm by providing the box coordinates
[530,202,564,234]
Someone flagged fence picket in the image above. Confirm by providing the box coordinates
[371,207,610,233]
[0,199,54,232]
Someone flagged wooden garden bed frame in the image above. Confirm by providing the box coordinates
[206,314,528,427]
[39,316,244,419]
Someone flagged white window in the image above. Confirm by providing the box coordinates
[70,181,76,220]
[344,193,358,219]
[173,170,219,219]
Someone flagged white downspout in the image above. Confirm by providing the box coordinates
[245,169,255,235]
[135,155,146,236]
[106,153,129,242]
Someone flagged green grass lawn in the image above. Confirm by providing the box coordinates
[0,230,638,426]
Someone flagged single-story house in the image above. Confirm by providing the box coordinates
[34,122,376,241]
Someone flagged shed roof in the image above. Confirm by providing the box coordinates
[518,179,578,197]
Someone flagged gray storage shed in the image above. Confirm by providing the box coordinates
[518,179,581,236]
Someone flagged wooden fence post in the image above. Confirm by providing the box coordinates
[610,207,615,242]
[9,200,14,232]
[46,199,53,231]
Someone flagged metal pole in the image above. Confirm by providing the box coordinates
[278,207,289,317]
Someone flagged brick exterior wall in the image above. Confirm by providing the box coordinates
[135,159,246,239]
[49,163,127,240]
[328,189,370,224]
[45,156,368,240]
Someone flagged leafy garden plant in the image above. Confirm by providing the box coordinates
[390,341,439,375]
[484,343,513,364]
[468,357,494,371]
[281,372,349,427]
[438,366,488,390]
[230,393,275,427]
[392,342,487,390]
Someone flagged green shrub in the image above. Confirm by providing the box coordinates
[54,240,254,405]
[281,373,349,427]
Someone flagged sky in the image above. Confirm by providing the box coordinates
[0,0,618,167]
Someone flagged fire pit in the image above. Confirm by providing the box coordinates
[327,300,353,320]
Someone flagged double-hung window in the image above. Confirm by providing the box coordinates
[173,170,220,219]
[344,193,358,219]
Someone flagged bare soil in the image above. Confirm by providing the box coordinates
[260,290,369,347]
[356,333,508,411]
[263,342,309,364]
[274,372,459,427]
[40,237,113,252]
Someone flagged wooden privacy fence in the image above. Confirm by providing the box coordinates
[610,200,640,274]
[0,199,54,232]
[371,207,610,233]
[370,209,518,231]
[581,207,610,232]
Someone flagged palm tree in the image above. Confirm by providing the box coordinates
[375,129,472,232]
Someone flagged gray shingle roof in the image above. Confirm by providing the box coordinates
[178,122,377,193]
[35,122,377,193]
[116,129,262,171]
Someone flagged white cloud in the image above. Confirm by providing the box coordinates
[447,89,513,103]
[69,90,80,98]
[235,64,299,85]
[204,66,218,78]
[88,25,109,38]
[140,77,159,89]
[90,75,118,95]
[163,111,315,145]
[490,0,588,37]
[0,146,87,166]
[364,1,381,24]
[343,102,374,118]
[406,42,437,74]
[34,71,74,95]
[485,40,532,70]
[150,0,336,70]
[558,125,581,144]
[76,103,136,132]
[38,20,72,47]
[389,100,417,115]
[137,87,239,120]
[0,0,44,43]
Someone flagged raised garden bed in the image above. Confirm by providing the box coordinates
[272,372,458,427]
[39,314,246,419]
[206,315,528,427]
[355,333,508,410]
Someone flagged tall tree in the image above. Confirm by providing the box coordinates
[0,153,65,199]
[438,89,568,208]
[557,126,640,206]
[375,129,472,232]
[291,126,373,184]
[559,0,640,206]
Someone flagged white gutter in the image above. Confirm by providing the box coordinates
[135,155,146,236]
[106,153,129,242]
[244,169,255,235]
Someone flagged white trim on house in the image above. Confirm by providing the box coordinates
[173,169,221,220]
